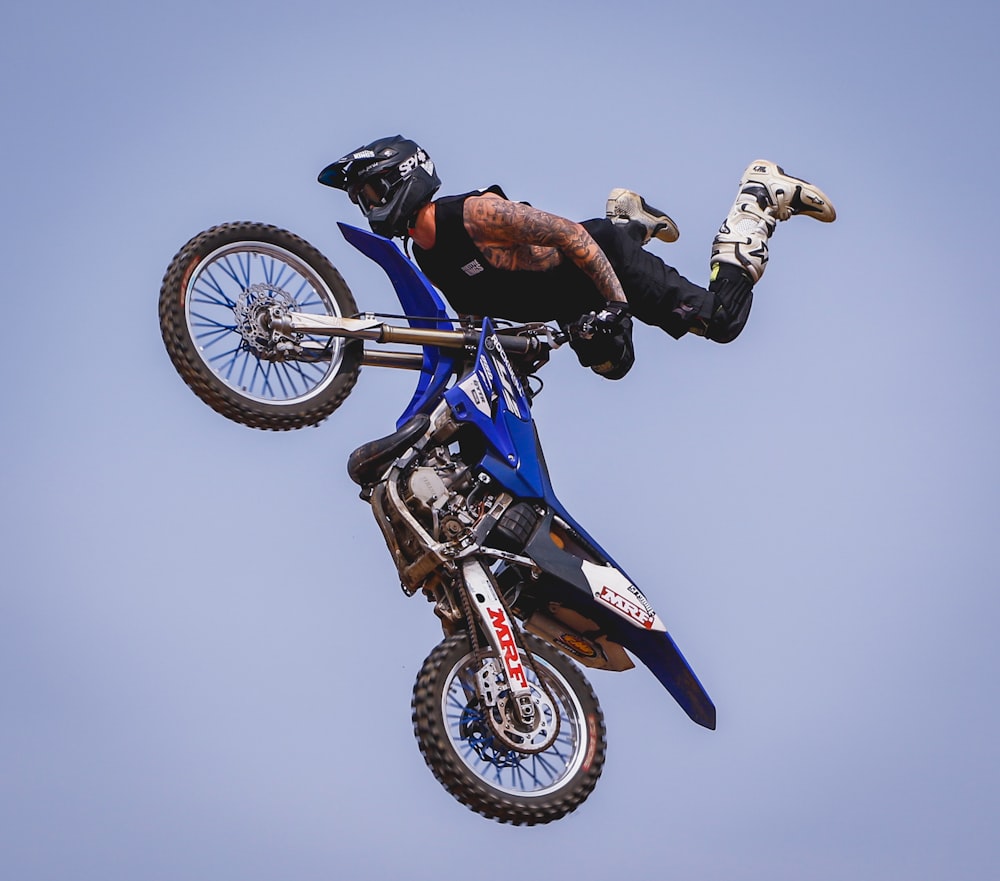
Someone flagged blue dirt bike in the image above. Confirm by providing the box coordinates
[158,220,715,825]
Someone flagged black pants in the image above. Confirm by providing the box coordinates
[582,219,752,343]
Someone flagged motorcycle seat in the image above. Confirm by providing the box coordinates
[347,412,431,486]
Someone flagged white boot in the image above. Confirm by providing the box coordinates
[711,160,836,283]
[606,188,680,243]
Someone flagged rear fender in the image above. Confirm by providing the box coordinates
[522,510,716,730]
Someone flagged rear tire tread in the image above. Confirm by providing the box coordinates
[158,222,362,430]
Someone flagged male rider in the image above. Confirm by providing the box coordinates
[319,136,836,379]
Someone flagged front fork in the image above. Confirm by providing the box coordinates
[266,310,554,368]
[268,311,467,368]
[461,559,559,752]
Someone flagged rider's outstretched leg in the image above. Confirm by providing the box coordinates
[704,159,837,342]
[583,219,714,339]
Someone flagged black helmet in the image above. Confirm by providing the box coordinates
[318,135,441,239]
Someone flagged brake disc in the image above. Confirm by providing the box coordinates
[234,283,298,359]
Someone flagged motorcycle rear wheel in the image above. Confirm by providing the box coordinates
[412,633,607,825]
[159,222,362,430]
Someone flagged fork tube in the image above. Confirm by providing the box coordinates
[361,350,425,369]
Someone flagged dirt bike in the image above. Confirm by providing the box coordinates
[158,219,716,825]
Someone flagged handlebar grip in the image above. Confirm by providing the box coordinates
[493,333,534,354]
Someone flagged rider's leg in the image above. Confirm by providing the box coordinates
[592,162,836,343]
[711,159,836,284]
[591,193,755,342]
[583,219,713,340]
[704,160,836,338]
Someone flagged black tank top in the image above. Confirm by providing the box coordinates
[412,187,604,323]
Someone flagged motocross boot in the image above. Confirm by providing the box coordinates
[711,160,836,283]
[606,188,680,244]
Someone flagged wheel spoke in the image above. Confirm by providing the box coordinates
[191,318,238,348]
[208,343,246,383]
[294,276,317,306]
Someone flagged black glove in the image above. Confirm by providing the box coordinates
[563,301,635,380]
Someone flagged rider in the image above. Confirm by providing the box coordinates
[318,136,836,380]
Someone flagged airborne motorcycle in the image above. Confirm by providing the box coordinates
[158,219,715,825]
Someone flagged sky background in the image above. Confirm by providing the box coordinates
[3,1,998,878]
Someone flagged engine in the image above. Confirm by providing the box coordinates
[401,445,477,543]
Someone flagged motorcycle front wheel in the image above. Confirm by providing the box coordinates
[412,633,607,825]
[159,222,362,430]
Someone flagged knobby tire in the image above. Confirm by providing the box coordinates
[159,222,363,430]
[412,633,607,825]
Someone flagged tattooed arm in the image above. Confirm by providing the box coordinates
[463,193,627,304]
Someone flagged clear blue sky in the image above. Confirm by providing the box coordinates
[3,1,998,879]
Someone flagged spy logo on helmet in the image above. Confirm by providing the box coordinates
[398,148,434,178]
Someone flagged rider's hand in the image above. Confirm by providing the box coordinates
[578,301,629,338]
[563,301,635,380]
